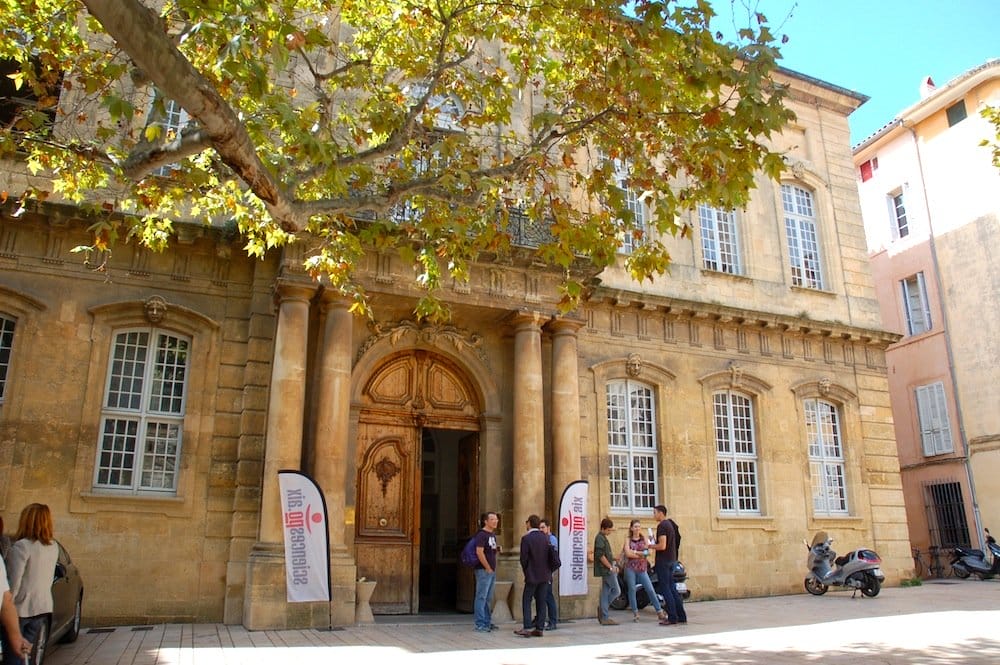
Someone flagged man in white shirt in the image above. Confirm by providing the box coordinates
[0,555,32,661]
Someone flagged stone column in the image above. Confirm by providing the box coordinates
[244,280,315,630]
[548,317,584,515]
[510,310,546,620]
[312,292,357,626]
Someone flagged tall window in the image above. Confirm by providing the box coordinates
[915,382,953,456]
[607,380,658,512]
[698,205,742,274]
[889,190,909,239]
[611,159,648,254]
[925,481,970,548]
[781,184,824,289]
[805,399,848,515]
[95,329,190,493]
[0,315,14,402]
[713,391,759,514]
[901,272,932,335]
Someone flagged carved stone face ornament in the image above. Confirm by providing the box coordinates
[626,353,642,378]
[144,295,168,323]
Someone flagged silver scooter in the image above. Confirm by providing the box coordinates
[949,528,1000,580]
[804,531,884,597]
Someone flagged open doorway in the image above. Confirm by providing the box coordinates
[418,428,478,613]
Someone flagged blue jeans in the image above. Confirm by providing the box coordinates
[1,614,49,665]
[624,566,662,613]
[473,568,496,629]
[654,559,687,623]
[544,580,557,627]
[598,571,621,620]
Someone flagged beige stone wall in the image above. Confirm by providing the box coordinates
[0,211,277,625]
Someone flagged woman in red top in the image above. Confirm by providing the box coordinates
[621,519,666,622]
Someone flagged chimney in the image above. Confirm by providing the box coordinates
[919,76,936,98]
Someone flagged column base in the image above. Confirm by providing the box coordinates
[242,542,334,630]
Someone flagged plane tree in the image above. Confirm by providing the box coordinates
[0,0,793,320]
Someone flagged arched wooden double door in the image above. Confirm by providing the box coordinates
[355,350,481,614]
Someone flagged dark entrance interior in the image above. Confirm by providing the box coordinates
[418,428,478,612]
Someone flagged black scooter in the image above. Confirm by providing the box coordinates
[610,561,690,611]
[950,528,1000,580]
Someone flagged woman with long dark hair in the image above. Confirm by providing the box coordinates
[621,519,666,622]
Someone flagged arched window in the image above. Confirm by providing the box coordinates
[95,327,190,493]
[606,379,658,511]
[781,184,824,289]
[713,390,759,515]
[804,398,848,515]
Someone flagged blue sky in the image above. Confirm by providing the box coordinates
[710,0,1000,144]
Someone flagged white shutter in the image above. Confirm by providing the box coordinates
[915,382,954,456]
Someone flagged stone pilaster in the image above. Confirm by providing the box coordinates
[244,280,319,630]
[312,292,357,626]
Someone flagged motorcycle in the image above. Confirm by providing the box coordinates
[611,561,690,611]
[949,528,1000,580]
[804,531,884,597]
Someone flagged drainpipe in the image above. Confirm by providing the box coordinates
[903,120,985,550]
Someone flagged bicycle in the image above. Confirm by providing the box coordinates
[911,547,926,578]
[913,546,953,578]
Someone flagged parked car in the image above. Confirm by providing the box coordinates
[29,541,84,665]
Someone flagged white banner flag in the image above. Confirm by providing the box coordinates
[278,470,331,602]
[557,480,589,596]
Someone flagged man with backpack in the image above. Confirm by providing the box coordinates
[651,504,687,626]
[472,511,500,632]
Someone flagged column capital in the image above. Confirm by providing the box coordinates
[318,288,354,312]
[546,315,585,335]
[506,308,547,331]
[273,280,317,307]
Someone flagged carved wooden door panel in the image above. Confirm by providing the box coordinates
[455,432,479,612]
[355,421,419,614]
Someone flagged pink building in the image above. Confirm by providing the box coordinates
[854,59,1000,571]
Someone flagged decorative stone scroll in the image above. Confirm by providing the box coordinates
[357,319,489,367]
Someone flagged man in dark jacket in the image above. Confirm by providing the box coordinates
[515,514,550,637]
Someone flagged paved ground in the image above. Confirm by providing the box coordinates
[45,579,1000,664]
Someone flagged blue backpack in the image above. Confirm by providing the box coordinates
[460,535,480,567]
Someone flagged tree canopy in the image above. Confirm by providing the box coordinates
[0,0,793,320]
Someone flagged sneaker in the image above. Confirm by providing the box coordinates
[474,626,490,632]
[545,623,557,631]
[599,617,619,626]
[489,623,500,631]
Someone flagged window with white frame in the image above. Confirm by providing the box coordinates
[698,205,742,274]
[781,184,824,289]
[0,314,14,402]
[915,381,954,456]
[94,328,190,493]
[611,158,648,254]
[901,272,932,335]
[713,390,759,514]
[607,379,658,512]
[889,190,909,240]
[153,98,191,177]
[805,398,848,515]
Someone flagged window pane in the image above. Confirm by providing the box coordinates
[148,334,189,414]
[97,418,138,487]
[107,331,149,410]
[0,315,15,400]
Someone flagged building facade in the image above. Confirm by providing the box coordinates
[853,59,1000,565]
[0,64,911,629]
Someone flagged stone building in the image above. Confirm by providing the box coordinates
[0,61,910,628]
[853,59,1000,563]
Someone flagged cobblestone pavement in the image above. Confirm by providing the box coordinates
[45,580,1000,664]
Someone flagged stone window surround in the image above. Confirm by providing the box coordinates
[590,357,674,516]
[0,286,46,514]
[69,298,220,518]
[698,366,772,524]
[790,378,867,529]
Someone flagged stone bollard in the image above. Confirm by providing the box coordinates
[491,580,513,623]
[355,579,377,624]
